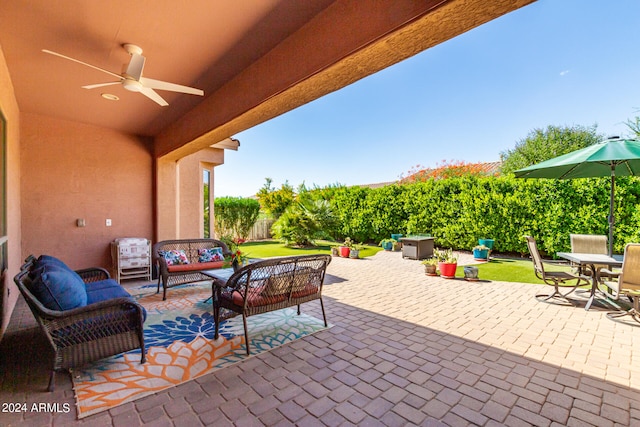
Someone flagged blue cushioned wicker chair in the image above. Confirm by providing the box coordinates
[14,255,146,391]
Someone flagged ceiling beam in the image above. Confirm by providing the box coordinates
[155,0,535,161]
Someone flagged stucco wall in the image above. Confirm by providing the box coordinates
[20,113,154,271]
[0,44,22,338]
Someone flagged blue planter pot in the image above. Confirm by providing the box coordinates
[473,248,489,260]
[381,241,393,251]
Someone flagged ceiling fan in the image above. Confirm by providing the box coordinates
[42,44,204,106]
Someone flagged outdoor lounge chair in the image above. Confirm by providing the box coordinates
[525,236,590,305]
[601,243,640,324]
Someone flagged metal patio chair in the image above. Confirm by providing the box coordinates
[570,233,618,281]
[601,243,640,324]
[525,236,590,305]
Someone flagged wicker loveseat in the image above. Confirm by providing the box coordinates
[212,254,332,355]
[153,238,231,300]
[14,255,146,391]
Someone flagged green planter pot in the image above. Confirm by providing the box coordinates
[478,239,494,250]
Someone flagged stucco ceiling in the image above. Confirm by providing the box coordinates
[1,0,537,150]
[0,0,336,136]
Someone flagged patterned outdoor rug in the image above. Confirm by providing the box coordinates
[72,282,330,419]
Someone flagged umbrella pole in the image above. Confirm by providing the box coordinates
[609,168,615,256]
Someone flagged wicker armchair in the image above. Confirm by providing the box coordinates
[212,254,331,355]
[14,256,146,391]
[525,236,590,305]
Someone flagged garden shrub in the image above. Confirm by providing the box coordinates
[326,175,640,256]
[271,198,334,246]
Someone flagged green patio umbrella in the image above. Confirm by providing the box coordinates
[514,137,640,256]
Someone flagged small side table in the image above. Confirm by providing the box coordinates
[111,238,152,283]
[399,236,434,260]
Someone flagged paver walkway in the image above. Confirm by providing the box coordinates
[1,250,639,426]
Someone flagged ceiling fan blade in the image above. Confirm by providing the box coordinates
[125,53,145,80]
[42,49,122,79]
[140,77,204,96]
[82,81,121,89]
[139,86,168,106]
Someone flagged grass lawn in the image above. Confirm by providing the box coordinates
[238,240,571,285]
[238,239,383,259]
[457,257,574,284]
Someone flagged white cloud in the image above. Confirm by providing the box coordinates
[559,70,570,76]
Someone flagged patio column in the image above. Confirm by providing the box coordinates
[155,148,224,242]
[156,158,179,242]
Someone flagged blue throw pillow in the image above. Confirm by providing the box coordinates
[29,264,88,311]
[37,254,72,271]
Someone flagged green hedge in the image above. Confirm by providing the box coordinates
[327,176,640,256]
[213,197,260,241]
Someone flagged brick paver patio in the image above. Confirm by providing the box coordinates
[1,250,639,426]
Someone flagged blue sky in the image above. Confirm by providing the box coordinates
[215,0,640,197]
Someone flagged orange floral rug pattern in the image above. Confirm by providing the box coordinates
[72,282,328,418]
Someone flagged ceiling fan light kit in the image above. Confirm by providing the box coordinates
[100,93,119,101]
[43,44,204,106]
[123,79,142,92]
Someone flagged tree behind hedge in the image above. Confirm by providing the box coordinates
[213,197,260,241]
[256,178,295,219]
[500,124,603,174]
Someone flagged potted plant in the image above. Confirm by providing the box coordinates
[463,266,479,281]
[472,244,490,261]
[435,248,458,279]
[379,238,397,251]
[349,243,363,259]
[330,245,340,257]
[421,257,438,276]
[340,238,354,257]
[391,234,403,249]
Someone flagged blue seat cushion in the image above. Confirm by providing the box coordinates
[85,279,146,321]
[85,279,132,304]
[28,264,88,311]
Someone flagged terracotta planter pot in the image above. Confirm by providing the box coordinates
[424,264,438,276]
[438,262,457,279]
